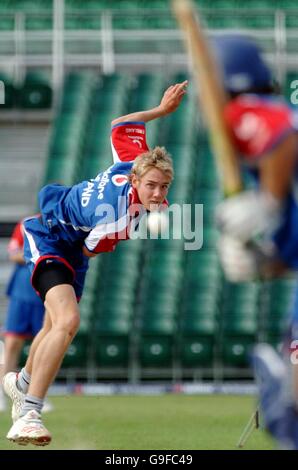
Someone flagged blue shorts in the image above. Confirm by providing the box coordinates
[4,298,45,338]
[23,216,89,300]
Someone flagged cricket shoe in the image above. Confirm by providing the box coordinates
[2,372,25,423]
[6,409,52,446]
[252,343,298,450]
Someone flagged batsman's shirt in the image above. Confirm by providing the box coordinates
[225,94,298,268]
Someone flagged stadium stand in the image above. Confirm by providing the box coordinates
[0,0,297,383]
[263,278,296,349]
[220,282,259,368]
[43,71,95,186]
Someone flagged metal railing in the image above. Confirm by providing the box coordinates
[0,5,298,90]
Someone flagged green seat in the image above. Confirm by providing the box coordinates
[65,0,107,10]
[141,316,176,334]
[147,0,167,7]
[61,93,89,113]
[95,336,129,367]
[112,16,145,30]
[139,335,173,367]
[266,315,288,336]
[222,336,254,367]
[25,16,52,30]
[97,305,134,321]
[185,297,218,316]
[0,16,14,31]
[181,314,216,335]
[94,313,130,366]
[95,315,130,332]
[142,298,178,317]
[50,133,81,155]
[64,17,101,30]
[146,16,176,29]
[102,289,136,304]
[18,72,52,109]
[286,16,298,29]
[223,316,257,335]
[179,336,214,367]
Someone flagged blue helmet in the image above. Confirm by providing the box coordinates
[212,35,273,94]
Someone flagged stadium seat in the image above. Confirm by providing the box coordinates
[94,317,130,367]
[179,336,214,367]
[221,336,255,367]
[138,315,175,367]
[178,312,216,367]
[262,278,295,343]
[65,0,107,10]
[25,16,52,30]
[223,315,257,336]
[139,335,173,367]
[95,336,129,367]
[18,72,52,109]
[0,15,14,31]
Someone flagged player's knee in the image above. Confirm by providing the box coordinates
[67,312,80,337]
[56,310,80,338]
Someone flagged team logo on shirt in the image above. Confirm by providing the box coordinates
[128,135,143,148]
[112,175,128,186]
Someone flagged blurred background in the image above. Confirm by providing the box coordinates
[0,0,296,386]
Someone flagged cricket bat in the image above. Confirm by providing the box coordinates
[172,0,242,196]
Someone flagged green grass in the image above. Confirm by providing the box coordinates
[0,395,274,450]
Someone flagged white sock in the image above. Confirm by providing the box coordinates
[20,395,44,417]
[16,368,31,394]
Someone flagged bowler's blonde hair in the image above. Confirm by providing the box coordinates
[129,146,174,183]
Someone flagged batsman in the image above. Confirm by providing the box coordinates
[213,35,298,449]
[173,0,298,450]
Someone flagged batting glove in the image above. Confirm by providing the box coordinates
[215,190,282,243]
[217,235,259,282]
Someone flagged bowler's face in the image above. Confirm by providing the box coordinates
[131,168,171,211]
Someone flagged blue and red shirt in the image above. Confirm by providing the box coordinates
[225,94,298,268]
[31,122,167,256]
[225,94,298,161]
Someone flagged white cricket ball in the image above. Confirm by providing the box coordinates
[147,211,169,236]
